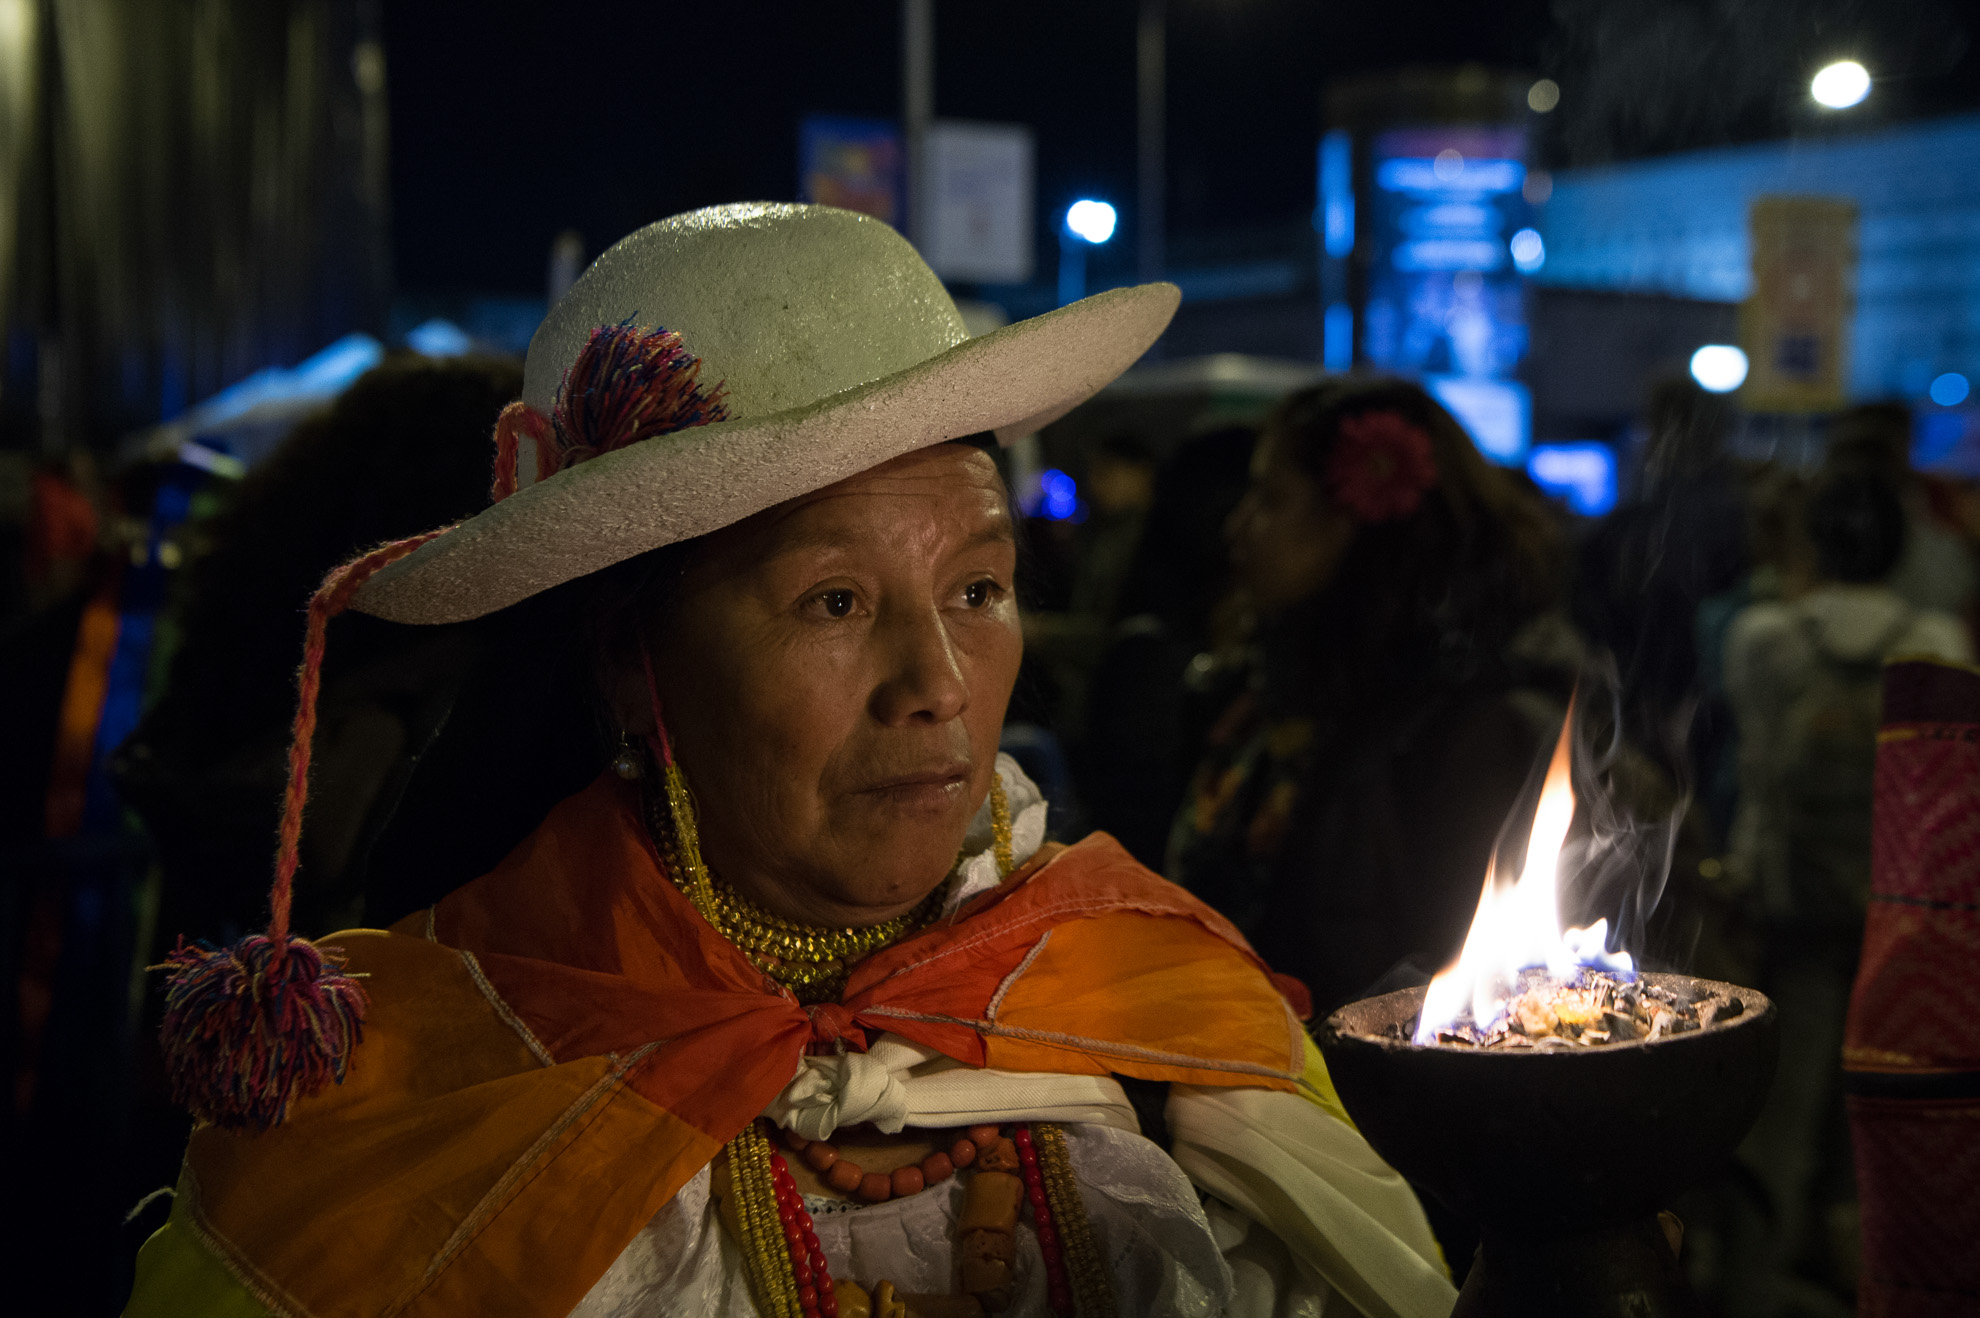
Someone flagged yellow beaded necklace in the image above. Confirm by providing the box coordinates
[643,759,1016,1004]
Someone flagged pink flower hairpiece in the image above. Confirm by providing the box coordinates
[1325,410,1438,523]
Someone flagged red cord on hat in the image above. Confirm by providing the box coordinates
[490,400,553,502]
[156,527,451,1130]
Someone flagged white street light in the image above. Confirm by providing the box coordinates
[1811,61,1871,109]
[1059,200,1118,305]
[1690,345,1749,393]
[1066,199,1118,245]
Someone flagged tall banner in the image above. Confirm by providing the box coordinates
[921,120,1034,285]
[1742,196,1857,413]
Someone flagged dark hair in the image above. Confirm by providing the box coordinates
[1093,431,1156,467]
[154,354,525,749]
[1826,403,1914,482]
[1115,424,1257,641]
[122,355,527,936]
[1807,465,1907,584]
[1261,376,1563,699]
[1641,376,1733,487]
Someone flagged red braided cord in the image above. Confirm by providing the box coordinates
[490,403,524,502]
[268,529,451,952]
[489,401,554,502]
[639,638,677,768]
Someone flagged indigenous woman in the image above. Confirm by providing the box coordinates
[125,205,1452,1318]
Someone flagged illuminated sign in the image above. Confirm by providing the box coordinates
[1363,125,1535,463]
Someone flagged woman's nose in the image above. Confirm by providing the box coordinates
[868,603,969,726]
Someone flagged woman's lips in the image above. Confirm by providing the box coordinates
[857,764,972,809]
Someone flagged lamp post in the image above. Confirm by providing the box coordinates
[902,0,934,247]
[1058,200,1117,305]
[1137,0,1165,282]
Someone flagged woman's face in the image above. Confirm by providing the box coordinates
[634,444,1021,927]
[1227,426,1356,617]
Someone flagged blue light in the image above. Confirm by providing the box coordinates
[290,333,387,395]
[407,318,473,357]
[1065,200,1117,245]
[188,333,384,426]
[1427,376,1531,465]
[1510,228,1546,273]
[1039,468,1081,521]
[1930,372,1971,407]
[1527,442,1618,516]
[1393,239,1505,273]
[1323,303,1354,371]
[1320,130,1355,258]
[1375,158,1525,196]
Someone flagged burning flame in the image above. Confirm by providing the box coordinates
[1413,705,1636,1044]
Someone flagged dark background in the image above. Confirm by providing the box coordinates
[383,0,1978,302]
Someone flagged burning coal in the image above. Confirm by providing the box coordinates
[1413,691,1681,1046]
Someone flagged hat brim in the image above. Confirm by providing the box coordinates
[352,281,1180,625]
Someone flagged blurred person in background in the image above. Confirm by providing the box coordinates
[1014,431,1161,807]
[116,354,523,947]
[1722,459,1971,1314]
[1169,377,1575,1017]
[1826,402,1978,637]
[1078,425,1257,867]
[1066,431,1157,624]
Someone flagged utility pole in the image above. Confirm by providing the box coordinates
[902,0,934,248]
[1136,0,1165,282]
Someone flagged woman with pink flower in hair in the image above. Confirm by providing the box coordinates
[1170,377,1572,1019]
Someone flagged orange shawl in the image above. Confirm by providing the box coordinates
[173,774,1305,1318]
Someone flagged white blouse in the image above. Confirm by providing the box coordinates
[571,1121,1331,1317]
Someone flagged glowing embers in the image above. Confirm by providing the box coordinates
[1413,703,1641,1044]
[1416,967,1750,1050]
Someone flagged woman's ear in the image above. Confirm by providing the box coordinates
[594,638,657,737]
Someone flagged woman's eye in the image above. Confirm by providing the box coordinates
[819,589,855,618]
[962,579,999,609]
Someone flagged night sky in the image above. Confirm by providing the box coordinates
[383,0,1976,299]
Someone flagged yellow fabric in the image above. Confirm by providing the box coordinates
[160,930,720,1318]
[1296,1032,1358,1131]
[124,1215,272,1318]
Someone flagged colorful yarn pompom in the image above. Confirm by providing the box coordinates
[154,529,448,1131]
[548,321,729,471]
[157,935,368,1129]
[1325,409,1439,524]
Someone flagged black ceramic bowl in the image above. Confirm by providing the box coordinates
[1317,973,1779,1225]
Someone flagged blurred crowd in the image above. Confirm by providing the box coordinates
[5,353,1973,1317]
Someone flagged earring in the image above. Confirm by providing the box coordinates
[611,732,644,780]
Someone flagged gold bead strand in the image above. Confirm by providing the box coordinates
[730,1126,804,1318]
[989,771,1015,878]
[661,761,720,917]
[1035,1123,1116,1318]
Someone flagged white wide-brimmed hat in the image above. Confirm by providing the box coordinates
[351,202,1179,625]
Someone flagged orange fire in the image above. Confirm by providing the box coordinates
[1413,704,1634,1043]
